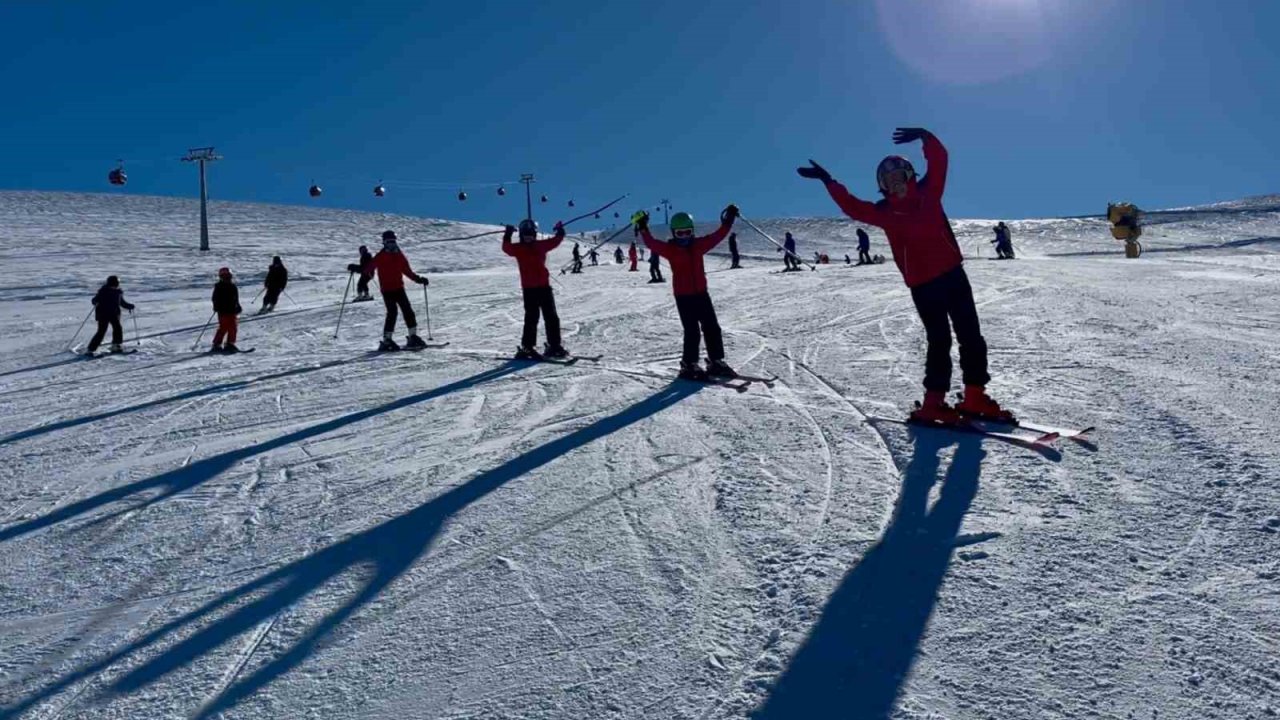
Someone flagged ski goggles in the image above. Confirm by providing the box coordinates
[673,227,695,240]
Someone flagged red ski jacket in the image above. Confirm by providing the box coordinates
[640,222,732,296]
[368,250,424,292]
[502,227,565,289]
[823,133,962,288]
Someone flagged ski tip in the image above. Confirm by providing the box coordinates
[1033,431,1061,445]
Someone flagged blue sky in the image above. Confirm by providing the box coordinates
[1,0,1276,223]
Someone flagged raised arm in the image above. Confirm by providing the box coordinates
[639,227,669,259]
[797,160,888,227]
[892,127,947,202]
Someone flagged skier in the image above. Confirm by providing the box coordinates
[368,230,429,351]
[347,245,375,301]
[211,267,243,353]
[638,205,739,379]
[648,249,665,283]
[614,246,625,265]
[588,248,599,266]
[260,256,288,313]
[991,222,1015,259]
[571,243,584,274]
[779,231,800,271]
[502,218,569,359]
[798,127,1013,423]
[728,232,742,269]
[85,275,135,355]
[628,242,639,272]
[638,247,646,261]
[844,254,852,265]
[856,227,873,265]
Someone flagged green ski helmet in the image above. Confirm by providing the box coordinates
[670,212,696,245]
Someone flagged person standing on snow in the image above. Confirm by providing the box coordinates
[588,248,599,266]
[728,232,742,269]
[638,205,739,379]
[648,248,665,283]
[85,275,135,355]
[211,267,243,353]
[570,242,584,274]
[368,230,429,351]
[779,231,800,271]
[856,227,873,265]
[614,246,625,265]
[260,256,288,313]
[347,245,375,300]
[628,242,639,272]
[799,128,1013,424]
[502,218,570,359]
[991,222,1015,259]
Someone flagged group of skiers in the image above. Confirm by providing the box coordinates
[80,126,1015,425]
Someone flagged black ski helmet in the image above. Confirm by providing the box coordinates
[518,219,538,241]
[106,275,119,287]
[382,230,397,241]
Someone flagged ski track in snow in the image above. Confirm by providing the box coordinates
[0,191,1278,719]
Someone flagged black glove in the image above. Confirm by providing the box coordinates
[554,221,565,234]
[721,204,739,223]
[347,263,360,273]
[417,276,429,286]
[892,127,929,145]
[796,160,833,183]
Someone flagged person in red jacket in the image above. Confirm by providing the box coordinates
[368,230,429,351]
[628,242,639,272]
[502,218,568,359]
[638,204,739,379]
[798,127,1012,423]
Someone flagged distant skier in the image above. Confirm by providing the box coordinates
[798,127,1013,423]
[347,245,375,301]
[856,227,873,265]
[638,247,646,261]
[571,243,584,274]
[844,254,852,265]
[991,222,1015,259]
[211,267,243,353]
[779,231,800,271]
[260,256,288,313]
[728,232,742,269]
[638,205,739,379]
[368,230,429,351]
[648,249,665,283]
[502,219,569,359]
[85,275,135,355]
[628,242,639,272]
[588,248,599,266]
[614,246,625,264]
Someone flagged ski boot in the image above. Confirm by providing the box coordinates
[515,345,543,361]
[210,343,223,354]
[223,343,241,354]
[705,358,737,378]
[404,334,428,350]
[956,386,1016,423]
[543,344,570,360]
[678,360,708,381]
[909,390,961,426]
[109,343,124,354]
[378,334,401,352]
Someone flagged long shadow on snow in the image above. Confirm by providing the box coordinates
[0,352,382,448]
[0,361,520,545]
[2,380,702,719]
[754,430,985,719]
[0,355,88,380]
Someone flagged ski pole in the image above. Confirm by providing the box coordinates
[283,290,299,308]
[739,215,818,271]
[192,311,216,351]
[422,284,433,340]
[419,229,505,245]
[67,307,93,350]
[333,272,354,339]
[559,222,634,274]
[130,310,140,348]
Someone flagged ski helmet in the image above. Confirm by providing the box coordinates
[876,155,916,193]
[381,230,397,241]
[106,275,119,287]
[518,219,538,241]
[670,212,696,245]
[218,267,232,279]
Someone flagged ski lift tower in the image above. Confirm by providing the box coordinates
[658,199,672,225]
[519,173,536,221]
[181,147,222,251]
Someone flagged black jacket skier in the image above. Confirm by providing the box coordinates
[86,276,135,354]
[347,245,375,299]
[728,232,741,268]
[261,256,288,312]
[571,243,583,273]
[856,227,872,265]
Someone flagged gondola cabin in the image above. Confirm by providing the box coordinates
[374,183,386,197]
[108,164,127,186]
[309,184,323,198]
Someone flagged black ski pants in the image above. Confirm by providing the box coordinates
[674,291,725,365]
[87,318,123,352]
[521,286,562,349]
[382,288,417,333]
[909,266,990,392]
[649,264,663,282]
[263,287,283,308]
[356,274,371,296]
[858,248,872,264]
[730,251,741,269]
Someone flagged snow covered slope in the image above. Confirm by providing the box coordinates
[0,191,1277,719]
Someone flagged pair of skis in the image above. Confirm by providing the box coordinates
[875,411,1094,448]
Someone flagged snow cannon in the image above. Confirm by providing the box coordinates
[309,184,323,198]
[1107,202,1143,258]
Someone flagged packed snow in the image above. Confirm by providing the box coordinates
[0,191,1277,719]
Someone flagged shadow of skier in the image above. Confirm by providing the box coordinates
[2,381,703,719]
[753,429,985,719]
